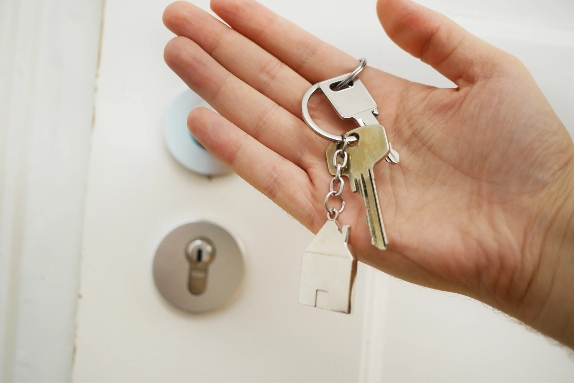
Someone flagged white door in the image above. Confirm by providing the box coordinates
[72,0,574,381]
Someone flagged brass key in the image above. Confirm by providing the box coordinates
[326,124,390,249]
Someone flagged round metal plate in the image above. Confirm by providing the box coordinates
[153,221,245,314]
[164,90,232,176]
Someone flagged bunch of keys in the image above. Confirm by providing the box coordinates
[298,58,399,313]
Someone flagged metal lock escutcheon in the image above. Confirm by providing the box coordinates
[164,89,232,177]
[153,221,245,314]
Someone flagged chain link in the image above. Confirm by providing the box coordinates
[324,191,345,220]
[329,177,344,197]
[324,136,351,221]
[332,149,348,169]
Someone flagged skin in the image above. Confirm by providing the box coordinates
[163,0,574,347]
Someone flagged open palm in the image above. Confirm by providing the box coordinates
[164,0,573,320]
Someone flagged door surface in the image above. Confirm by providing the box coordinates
[72,0,574,381]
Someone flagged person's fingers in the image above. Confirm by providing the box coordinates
[164,36,320,170]
[163,0,404,132]
[209,0,358,83]
[377,0,511,86]
[188,107,322,231]
[207,0,412,139]
[163,1,307,118]
[209,0,407,90]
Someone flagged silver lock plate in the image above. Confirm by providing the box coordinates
[153,221,245,314]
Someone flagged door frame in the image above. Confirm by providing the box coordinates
[0,0,103,380]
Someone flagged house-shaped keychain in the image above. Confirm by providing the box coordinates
[299,220,358,313]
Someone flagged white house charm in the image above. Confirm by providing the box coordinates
[299,220,358,313]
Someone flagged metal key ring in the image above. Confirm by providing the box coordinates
[333,58,366,91]
[301,59,367,143]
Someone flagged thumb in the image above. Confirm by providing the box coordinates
[377,0,512,87]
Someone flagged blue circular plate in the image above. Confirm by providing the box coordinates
[164,90,232,176]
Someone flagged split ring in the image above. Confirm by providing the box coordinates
[333,58,366,91]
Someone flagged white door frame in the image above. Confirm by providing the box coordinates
[0,0,103,381]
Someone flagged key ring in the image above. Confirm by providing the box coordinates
[333,58,366,91]
[301,58,367,143]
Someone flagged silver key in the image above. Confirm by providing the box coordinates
[327,125,390,250]
[318,74,379,127]
[318,74,399,164]
[299,220,357,313]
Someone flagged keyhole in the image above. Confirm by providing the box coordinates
[185,238,215,295]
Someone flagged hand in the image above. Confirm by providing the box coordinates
[163,0,574,346]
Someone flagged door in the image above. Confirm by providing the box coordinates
[72,0,574,381]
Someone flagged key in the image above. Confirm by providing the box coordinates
[318,74,399,164]
[326,124,390,250]
[318,74,380,127]
[299,220,357,313]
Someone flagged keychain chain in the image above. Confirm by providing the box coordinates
[320,59,364,222]
[324,136,352,221]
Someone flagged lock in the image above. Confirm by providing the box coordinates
[153,221,245,313]
[185,238,215,295]
[164,89,233,177]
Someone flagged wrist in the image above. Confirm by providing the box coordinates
[519,155,574,347]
